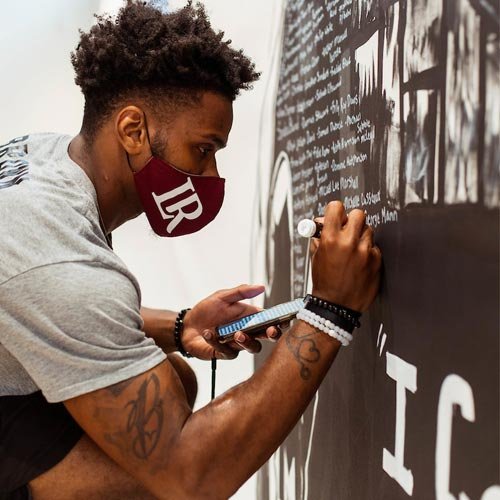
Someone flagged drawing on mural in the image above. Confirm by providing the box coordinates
[253,0,499,498]
[265,151,295,299]
[484,31,500,207]
[444,0,480,204]
[381,2,401,205]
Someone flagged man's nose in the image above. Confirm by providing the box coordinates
[204,161,219,178]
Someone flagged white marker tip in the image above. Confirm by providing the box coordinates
[297,219,317,238]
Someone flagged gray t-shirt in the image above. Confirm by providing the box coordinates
[0,133,166,402]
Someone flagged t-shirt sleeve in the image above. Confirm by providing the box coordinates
[0,261,166,402]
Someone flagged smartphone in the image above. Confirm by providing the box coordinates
[215,298,305,344]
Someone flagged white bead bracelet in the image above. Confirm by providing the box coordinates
[296,308,353,346]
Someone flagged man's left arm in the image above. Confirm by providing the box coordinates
[140,284,279,360]
[140,306,177,353]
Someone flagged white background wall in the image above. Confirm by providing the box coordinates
[0,1,283,498]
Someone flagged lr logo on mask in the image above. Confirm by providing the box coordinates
[152,178,203,233]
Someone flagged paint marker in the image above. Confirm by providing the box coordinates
[297,219,323,238]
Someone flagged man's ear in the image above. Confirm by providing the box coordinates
[115,106,150,156]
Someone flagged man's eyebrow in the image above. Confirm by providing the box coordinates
[200,134,227,149]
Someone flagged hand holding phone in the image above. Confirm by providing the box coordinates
[215,298,305,344]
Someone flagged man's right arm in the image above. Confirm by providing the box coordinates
[65,320,340,499]
[64,201,382,499]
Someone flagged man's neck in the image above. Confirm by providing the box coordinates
[68,132,143,233]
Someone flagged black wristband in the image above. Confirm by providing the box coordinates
[304,294,361,329]
[305,302,356,333]
[174,308,193,358]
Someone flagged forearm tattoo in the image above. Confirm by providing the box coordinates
[285,328,321,380]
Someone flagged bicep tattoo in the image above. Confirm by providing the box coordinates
[104,374,164,460]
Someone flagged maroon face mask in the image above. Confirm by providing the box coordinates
[133,155,226,237]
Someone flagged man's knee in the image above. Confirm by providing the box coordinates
[168,353,198,409]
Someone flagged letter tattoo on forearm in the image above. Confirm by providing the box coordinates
[285,329,321,380]
[125,374,164,459]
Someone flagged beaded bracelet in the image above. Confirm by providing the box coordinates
[296,309,352,346]
[174,308,193,358]
[304,294,361,329]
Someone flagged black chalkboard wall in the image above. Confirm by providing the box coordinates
[255,1,499,499]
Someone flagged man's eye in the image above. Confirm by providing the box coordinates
[198,146,212,156]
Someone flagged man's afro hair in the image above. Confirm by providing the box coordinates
[71,0,260,135]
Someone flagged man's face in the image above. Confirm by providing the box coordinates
[150,91,233,178]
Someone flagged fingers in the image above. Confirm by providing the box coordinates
[259,325,281,342]
[203,329,263,358]
[360,223,374,247]
[371,243,383,269]
[265,321,290,341]
[323,201,348,233]
[233,331,262,354]
[309,236,320,255]
[218,284,265,303]
[312,201,383,311]
[202,330,239,360]
[266,325,282,341]
[321,202,370,239]
[360,225,382,270]
[310,217,324,255]
[344,209,367,239]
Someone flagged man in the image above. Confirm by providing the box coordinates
[0,2,381,499]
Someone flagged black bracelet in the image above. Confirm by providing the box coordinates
[304,294,362,329]
[305,302,356,333]
[174,308,192,358]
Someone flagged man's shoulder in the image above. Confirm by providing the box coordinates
[0,133,59,191]
[0,132,113,285]
[1,260,140,302]
[0,132,82,201]
[1,132,68,161]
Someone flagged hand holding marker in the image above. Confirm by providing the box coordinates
[297,218,323,239]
